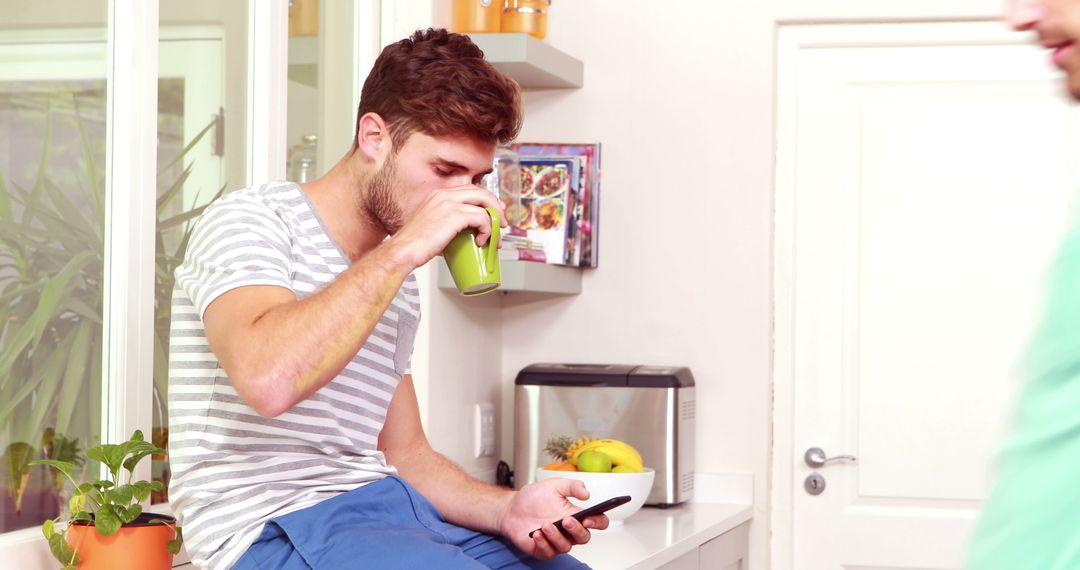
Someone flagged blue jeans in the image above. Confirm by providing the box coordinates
[232,475,589,569]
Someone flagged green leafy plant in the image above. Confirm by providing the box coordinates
[0,90,223,517]
[32,429,183,569]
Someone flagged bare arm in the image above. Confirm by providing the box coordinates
[201,185,505,417]
[376,375,512,532]
[379,376,606,559]
[203,242,412,416]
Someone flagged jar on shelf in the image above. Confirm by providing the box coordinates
[501,0,550,40]
[452,0,502,34]
[288,134,318,183]
[288,0,318,37]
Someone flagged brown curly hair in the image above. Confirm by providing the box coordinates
[355,28,522,151]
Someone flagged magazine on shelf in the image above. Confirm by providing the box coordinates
[505,156,581,266]
[511,142,601,268]
[499,235,547,262]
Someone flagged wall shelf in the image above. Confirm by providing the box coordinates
[291,34,583,91]
[437,260,582,295]
[467,33,583,89]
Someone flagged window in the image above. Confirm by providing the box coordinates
[0,1,382,564]
[0,9,109,536]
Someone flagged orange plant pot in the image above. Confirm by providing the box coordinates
[66,513,176,570]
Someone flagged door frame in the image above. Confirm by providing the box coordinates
[770,20,1034,569]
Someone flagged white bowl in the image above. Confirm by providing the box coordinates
[535,468,655,525]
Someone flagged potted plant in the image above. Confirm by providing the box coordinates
[32,429,182,570]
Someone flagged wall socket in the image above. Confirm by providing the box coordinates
[474,402,496,458]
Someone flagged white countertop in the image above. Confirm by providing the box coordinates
[570,502,753,570]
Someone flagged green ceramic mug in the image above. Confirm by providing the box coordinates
[443,207,501,296]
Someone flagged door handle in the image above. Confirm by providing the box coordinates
[804,447,856,468]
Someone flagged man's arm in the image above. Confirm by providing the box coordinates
[379,375,606,559]
[376,375,513,533]
[203,242,412,416]
[202,185,503,417]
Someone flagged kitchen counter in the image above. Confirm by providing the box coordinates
[570,502,753,570]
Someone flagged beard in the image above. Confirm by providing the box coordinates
[361,157,405,234]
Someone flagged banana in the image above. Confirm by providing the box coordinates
[589,444,644,472]
[567,439,645,472]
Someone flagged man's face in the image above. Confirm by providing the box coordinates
[362,131,496,234]
[1009,0,1080,99]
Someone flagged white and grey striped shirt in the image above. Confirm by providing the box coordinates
[168,182,421,570]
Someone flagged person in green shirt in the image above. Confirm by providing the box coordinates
[968,2,1080,568]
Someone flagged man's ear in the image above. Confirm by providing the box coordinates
[355,112,390,161]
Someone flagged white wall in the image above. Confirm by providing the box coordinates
[775,0,1001,21]
[500,2,777,567]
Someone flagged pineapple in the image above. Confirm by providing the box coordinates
[564,436,593,465]
[543,435,575,461]
[543,434,592,464]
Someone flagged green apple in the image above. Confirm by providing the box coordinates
[577,450,613,473]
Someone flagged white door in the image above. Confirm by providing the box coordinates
[773,22,1080,569]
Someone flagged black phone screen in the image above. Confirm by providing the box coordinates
[528,495,632,539]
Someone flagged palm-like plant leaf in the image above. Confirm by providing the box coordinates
[0,90,224,515]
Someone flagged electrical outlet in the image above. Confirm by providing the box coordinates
[474,402,496,458]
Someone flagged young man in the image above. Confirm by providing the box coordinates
[968,2,1080,568]
[168,29,605,569]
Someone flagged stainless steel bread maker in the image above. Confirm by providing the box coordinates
[513,363,695,506]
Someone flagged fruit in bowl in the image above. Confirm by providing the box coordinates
[536,467,655,525]
[538,436,654,525]
[542,435,647,473]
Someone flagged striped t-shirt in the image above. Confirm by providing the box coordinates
[167,181,421,570]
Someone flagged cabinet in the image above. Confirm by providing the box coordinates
[658,522,750,570]
[698,522,750,570]
[572,503,752,570]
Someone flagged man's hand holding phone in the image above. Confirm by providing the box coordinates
[529,495,631,539]
[498,478,611,560]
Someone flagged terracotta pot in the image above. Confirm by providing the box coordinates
[66,513,176,570]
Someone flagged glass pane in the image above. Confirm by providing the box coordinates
[0,2,108,535]
[155,1,248,504]
[287,0,321,182]
[286,0,362,182]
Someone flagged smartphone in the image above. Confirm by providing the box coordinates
[528,495,632,539]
